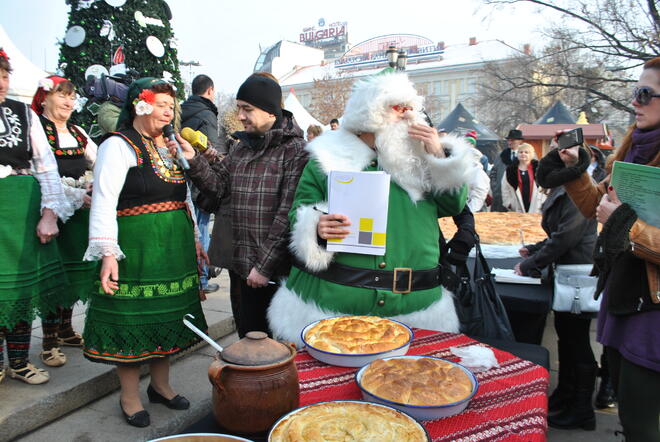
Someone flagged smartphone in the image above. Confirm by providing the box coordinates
[557,128,584,150]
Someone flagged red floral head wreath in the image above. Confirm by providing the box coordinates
[31,76,70,115]
[0,48,9,62]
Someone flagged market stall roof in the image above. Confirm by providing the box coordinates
[0,24,48,103]
[283,88,325,132]
[436,103,500,140]
[534,100,576,124]
[517,123,608,139]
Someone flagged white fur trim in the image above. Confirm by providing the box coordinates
[290,202,335,271]
[424,134,473,192]
[342,73,424,135]
[306,128,375,174]
[268,284,460,347]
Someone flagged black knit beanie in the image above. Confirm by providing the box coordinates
[236,75,282,118]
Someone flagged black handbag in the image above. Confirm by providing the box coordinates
[446,234,515,341]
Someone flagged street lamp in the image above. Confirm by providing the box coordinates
[396,50,408,71]
[386,45,398,68]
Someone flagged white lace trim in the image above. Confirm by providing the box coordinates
[62,183,87,211]
[83,241,126,261]
[41,199,74,223]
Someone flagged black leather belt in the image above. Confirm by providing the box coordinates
[294,260,440,294]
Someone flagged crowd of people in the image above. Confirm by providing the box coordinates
[0,44,658,439]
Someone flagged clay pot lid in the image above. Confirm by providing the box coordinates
[221,331,291,366]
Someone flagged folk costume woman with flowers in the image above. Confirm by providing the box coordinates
[82,78,207,428]
[0,50,73,386]
[31,76,98,368]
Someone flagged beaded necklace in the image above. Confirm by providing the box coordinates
[140,134,185,183]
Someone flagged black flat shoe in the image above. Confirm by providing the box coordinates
[120,400,150,427]
[147,384,190,410]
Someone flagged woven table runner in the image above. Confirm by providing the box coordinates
[295,329,549,441]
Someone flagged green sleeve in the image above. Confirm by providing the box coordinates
[289,160,329,226]
[434,184,468,217]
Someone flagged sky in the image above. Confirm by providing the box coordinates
[0,0,556,94]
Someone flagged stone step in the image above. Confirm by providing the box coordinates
[1,273,235,442]
[19,332,240,442]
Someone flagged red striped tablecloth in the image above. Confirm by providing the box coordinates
[295,329,549,442]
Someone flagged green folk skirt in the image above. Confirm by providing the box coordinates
[52,208,97,309]
[0,176,68,329]
[82,208,207,365]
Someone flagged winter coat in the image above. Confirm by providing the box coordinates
[180,95,222,152]
[467,165,490,213]
[186,110,308,279]
[519,186,597,277]
[267,129,472,345]
[536,144,660,312]
[501,159,546,213]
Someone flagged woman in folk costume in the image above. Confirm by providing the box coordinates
[31,76,97,368]
[501,142,546,213]
[0,50,72,385]
[268,74,472,345]
[82,78,207,427]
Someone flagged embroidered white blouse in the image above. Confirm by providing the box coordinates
[84,136,198,261]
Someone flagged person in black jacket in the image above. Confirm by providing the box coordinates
[181,75,223,293]
[514,185,599,431]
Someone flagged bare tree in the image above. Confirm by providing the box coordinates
[478,0,658,133]
[308,74,355,124]
[216,92,242,142]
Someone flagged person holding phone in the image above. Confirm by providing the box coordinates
[501,143,545,213]
[536,57,660,441]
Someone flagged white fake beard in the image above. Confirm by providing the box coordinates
[374,116,429,201]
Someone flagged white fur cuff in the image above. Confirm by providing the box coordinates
[425,135,473,192]
[289,202,335,272]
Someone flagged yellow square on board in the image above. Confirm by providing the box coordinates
[372,232,386,246]
[359,218,374,231]
[327,238,343,242]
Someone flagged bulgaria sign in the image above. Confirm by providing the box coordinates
[300,20,348,47]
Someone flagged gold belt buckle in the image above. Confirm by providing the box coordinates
[392,268,413,294]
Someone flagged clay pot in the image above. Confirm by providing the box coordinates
[208,331,299,434]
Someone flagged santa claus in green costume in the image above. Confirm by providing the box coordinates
[268,73,473,345]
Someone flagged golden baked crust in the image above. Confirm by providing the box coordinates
[360,358,473,406]
[304,316,410,354]
[439,212,546,245]
[269,401,427,442]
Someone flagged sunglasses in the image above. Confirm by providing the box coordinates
[391,104,413,113]
[633,86,660,106]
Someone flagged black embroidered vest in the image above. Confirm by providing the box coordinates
[39,115,88,179]
[111,128,187,210]
[0,98,32,169]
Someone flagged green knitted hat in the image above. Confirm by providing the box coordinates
[116,77,168,129]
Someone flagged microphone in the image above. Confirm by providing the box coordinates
[162,124,190,170]
[181,127,209,152]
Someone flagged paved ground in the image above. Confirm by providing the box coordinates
[3,269,624,441]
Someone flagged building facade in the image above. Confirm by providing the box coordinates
[254,29,524,127]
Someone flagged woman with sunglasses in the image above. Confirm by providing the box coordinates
[537,57,660,441]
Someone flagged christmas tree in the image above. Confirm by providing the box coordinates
[58,0,184,137]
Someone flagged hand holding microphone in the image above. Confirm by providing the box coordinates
[162,124,191,170]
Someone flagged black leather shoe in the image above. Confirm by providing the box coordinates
[202,283,220,294]
[120,400,150,427]
[147,384,190,410]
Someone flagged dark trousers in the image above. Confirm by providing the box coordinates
[235,276,278,338]
[554,312,596,366]
[228,270,242,335]
[606,347,660,442]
